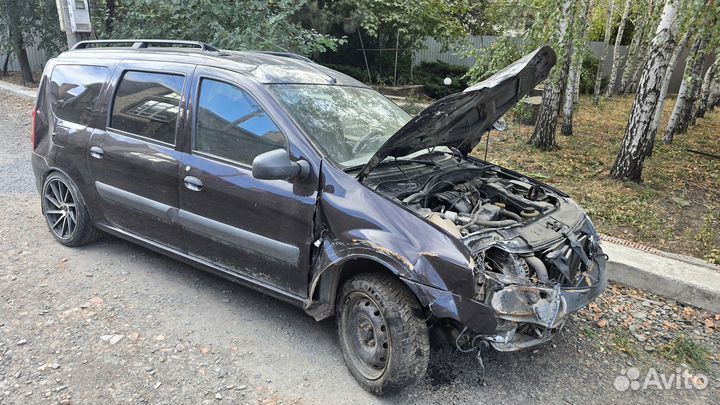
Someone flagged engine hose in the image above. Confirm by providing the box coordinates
[524,256,549,283]
[402,192,426,204]
[471,219,519,227]
[501,209,523,222]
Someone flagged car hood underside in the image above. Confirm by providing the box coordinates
[357,46,557,181]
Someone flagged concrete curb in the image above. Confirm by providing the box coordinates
[603,241,720,313]
[0,80,37,100]
[1,78,718,312]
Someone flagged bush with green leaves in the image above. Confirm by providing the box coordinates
[413,61,469,99]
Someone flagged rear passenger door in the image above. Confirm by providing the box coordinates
[87,62,194,249]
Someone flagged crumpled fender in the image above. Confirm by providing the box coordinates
[305,162,480,321]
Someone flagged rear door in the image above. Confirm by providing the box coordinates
[87,61,194,249]
[177,67,318,297]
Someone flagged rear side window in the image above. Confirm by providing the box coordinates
[110,71,184,145]
[195,79,286,165]
[49,65,109,126]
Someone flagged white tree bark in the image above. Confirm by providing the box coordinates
[695,56,718,118]
[562,0,594,135]
[646,31,688,155]
[620,16,646,94]
[610,0,679,181]
[593,0,616,104]
[530,0,575,150]
[606,0,632,97]
[664,37,707,143]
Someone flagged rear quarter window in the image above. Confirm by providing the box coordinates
[49,65,109,126]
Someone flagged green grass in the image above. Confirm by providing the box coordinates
[610,328,637,357]
[658,335,712,373]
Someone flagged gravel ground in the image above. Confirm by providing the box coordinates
[1,90,718,404]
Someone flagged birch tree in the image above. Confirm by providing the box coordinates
[645,32,689,156]
[561,0,594,136]
[610,0,679,182]
[663,37,708,143]
[619,1,648,93]
[530,0,576,150]
[594,0,616,104]
[695,56,719,118]
[606,0,632,97]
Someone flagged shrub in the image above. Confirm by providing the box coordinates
[412,61,469,99]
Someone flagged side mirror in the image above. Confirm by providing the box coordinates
[252,149,310,181]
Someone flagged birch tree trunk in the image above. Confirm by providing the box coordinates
[593,0,616,104]
[695,57,718,118]
[610,0,679,182]
[663,38,707,143]
[646,32,689,156]
[620,18,646,94]
[562,0,594,136]
[606,0,632,97]
[530,0,575,150]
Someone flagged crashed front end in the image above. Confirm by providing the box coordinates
[369,161,608,352]
[473,219,607,351]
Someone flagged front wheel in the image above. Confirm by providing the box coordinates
[336,273,430,395]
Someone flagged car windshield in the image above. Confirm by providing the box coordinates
[268,84,412,168]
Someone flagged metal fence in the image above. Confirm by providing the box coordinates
[3,41,51,74]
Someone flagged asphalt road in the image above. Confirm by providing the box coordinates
[0,90,716,404]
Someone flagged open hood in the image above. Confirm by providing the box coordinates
[357,46,556,181]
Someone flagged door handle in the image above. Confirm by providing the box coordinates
[184,176,203,192]
[89,146,104,159]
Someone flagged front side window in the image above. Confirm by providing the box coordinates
[49,65,109,126]
[110,71,184,145]
[195,79,286,165]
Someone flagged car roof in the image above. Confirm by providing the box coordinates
[55,46,367,87]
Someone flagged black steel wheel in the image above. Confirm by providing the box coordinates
[41,172,99,246]
[337,272,429,395]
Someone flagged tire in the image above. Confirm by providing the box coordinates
[41,171,100,247]
[336,272,430,395]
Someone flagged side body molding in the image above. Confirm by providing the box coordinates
[95,182,300,265]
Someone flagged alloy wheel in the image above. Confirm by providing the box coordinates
[43,178,77,239]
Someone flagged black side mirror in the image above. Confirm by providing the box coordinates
[252,149,310,181]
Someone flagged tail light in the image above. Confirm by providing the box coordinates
[31,107,37,150]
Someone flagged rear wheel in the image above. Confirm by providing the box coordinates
[41,172,99,246]
[336,273,429,395]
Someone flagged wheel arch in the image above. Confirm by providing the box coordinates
[306,248,424,322]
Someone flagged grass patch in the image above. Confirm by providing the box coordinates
[658,335,712,373]
[473,95,720,260]
[610,328,636,357]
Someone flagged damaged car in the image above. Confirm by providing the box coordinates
[31,40,606,395]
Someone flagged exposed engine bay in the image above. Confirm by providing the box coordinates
[365,155,607,351]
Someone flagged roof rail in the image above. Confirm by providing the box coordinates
[72,39,221,53]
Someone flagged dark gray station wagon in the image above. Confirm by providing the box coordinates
[31,39,607,394]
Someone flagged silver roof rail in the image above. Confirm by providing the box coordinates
[72,39,221,53]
